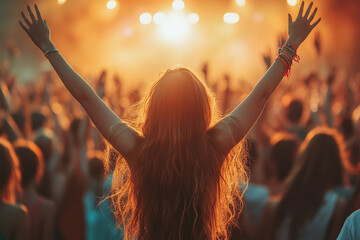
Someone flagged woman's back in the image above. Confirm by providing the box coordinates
[276,191,340,240]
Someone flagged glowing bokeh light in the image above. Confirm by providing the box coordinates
[223,12,240,24]
[106,0,117,10]
[235,0,246,7]
[159,12,191,42]
[58,0,67,5]
[287,0,298,6]
[122,27,134,37]
[139,13,152,24]
[253,12,264,22]
[187,13,199,24]
[153,12,167,25]
[172,0,185,11]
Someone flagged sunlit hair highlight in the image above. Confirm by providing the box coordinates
[0,138,22,204]
[105,67,247,240]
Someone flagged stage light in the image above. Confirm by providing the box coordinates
[223,13,239,24]
[140,13,152,24]
[153,12,167,25]
[287,0,297,6]
[106,0,117,10]
[159,12,190,42]
[187,13,199,24]
[172,0,185,11]
[58,0,67,5]
[235,0,246,7]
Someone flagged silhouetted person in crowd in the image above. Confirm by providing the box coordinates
[261,127,350,240]
[0,138,28,240]
[15,139,55,240]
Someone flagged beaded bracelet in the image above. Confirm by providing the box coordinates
[44,48,58,58]
[276,44,300,77]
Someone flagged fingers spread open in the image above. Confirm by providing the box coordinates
[311,18,321,29]
[35,4,43,22]
[288,14,293,25]
[19,21,29,33]
[27,5,37,23]
[297,1,305,19]
[21,12,32,27]
[304,2,313,18]
[308,7,317,23]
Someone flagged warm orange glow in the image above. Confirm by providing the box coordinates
[158,12,191,42]
[57,0,67,5]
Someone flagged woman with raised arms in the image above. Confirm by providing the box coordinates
[19,2,320,239]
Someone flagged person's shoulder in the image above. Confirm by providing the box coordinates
[337,209,360,240]
[347,209,360,225]
[3,203,28,221]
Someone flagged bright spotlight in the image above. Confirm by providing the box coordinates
[58,0,67,5]
[153,12,167,25]
[287,0,297,6]
[106,0,117,10]
[235,0,246,7]
[187,13,199,24]
[172,0,185,11]
[159,12,190,42]
[140,13,152,24]
[223,12,240,24]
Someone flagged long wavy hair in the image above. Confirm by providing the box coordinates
[0,138,21,204]
[105,67,247,240]
[274,127,351,240]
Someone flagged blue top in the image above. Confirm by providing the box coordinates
[242,183,269,226]
[337,209,360,240]
[276,191,338,240]
[84,174,124,240]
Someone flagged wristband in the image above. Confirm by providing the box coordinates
[44,48,58,58]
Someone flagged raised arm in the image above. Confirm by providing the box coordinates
[19,5,138,156]
[216,1,320,150]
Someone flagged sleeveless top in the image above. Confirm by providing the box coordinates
[276,191,339,240]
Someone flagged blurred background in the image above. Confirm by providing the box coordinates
[0,0,359,88]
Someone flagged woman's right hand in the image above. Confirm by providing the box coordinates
[286,1,321,49]
[19,5,55,52]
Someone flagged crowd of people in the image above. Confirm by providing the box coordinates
[0,2,360,240]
